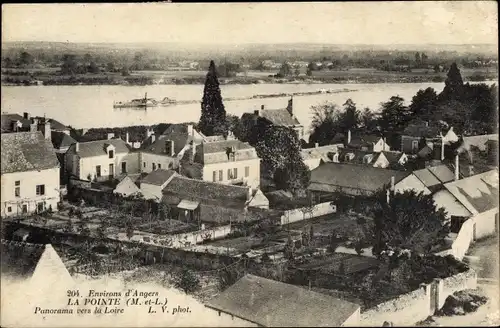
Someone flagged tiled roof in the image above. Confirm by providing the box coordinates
[427,165,455,184]
[141,169,177,186]
[33,116,68,131]
[309,162,410,194]
[261,109,301,127]
[205,274,360,327]
[301,145,340,161]
[51,131,77,149]
[379,151,405,164]
[403,124,441,138]
[443,170,499,215]
[414,168,442,188]
[67,138,131,158]
[196,139,259,164]
[162,176,250,206]
[338,148,375,164]
[1,113,31,131]
[143,124,204,156]
[1,131,60,174]
[1,239,45,278]
[463,134,499,151]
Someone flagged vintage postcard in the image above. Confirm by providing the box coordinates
[1,2,499,327]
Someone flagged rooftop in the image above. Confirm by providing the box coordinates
[205,274,360,327]
[260,108,301,127]
[308,162,410,194]
[67,138,131,158]
[141,169,177,186]
[443,170,499,215]
[51,131,77,149]
[162,176,250,207]
[1,131,60,174]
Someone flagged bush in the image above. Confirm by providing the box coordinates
[174,268,201,294]
[438,289,488,316]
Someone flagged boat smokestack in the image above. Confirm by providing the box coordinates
[454,154,460,181]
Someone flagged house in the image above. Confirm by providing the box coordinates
[1,131,61,217]
[242,98,304,139]
[372,151,408,169]
[1,112,70,135]
[140,124,205,174]
[113,175,141,197]
[64,135,139,182]
[140,169,178,201]
[205,274,361,327]
[300,144,342,170]
[308,162,430,201]
[331,130,391,152]
[161,175,269,224]
[51,131,77,154]
[401,122,458,154]
[180,133,261,189]
[433,170,498,238]
[462,134,498,152]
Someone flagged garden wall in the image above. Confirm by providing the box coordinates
[280,202,337,225]
[472,208,498,240]
[360,268,478,327]
[166,224,232,248]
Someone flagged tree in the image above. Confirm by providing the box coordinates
[360,107,378,132]
[60,54,79,75]
[87,61,100,74]
[379,96,411,147]
[255,126,310,195]
[372,190,450,256]
[409,87,438,122]
[174,268,201,294]
[415,52,421,66]
[309,102,342,146]
[126,220,134,240]
[158,203,170,222]
[440,62,463,100]
[106,62,116,72]
[277,62,291,77]
[339,99,361,133]
[199,60,228,136]
[19,51,34,66]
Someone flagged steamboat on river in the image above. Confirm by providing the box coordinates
[113,93,177,108]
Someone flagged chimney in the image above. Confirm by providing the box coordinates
[190,143,197,163]
[441,136,445,161]
[31,118,39,125]
[425,121,429,127]
[107,132,114,140]
[254,110,260,116]
[23,112,30,120]
[347,130,352,144]
[151,134,156,143]
[454,154,460,181]
[390,176,395,192]
[29,122,37,132]
[468,165,474,177]
[75,142,80,153]
[261,104,265,110]
[315,142,319,148]
[125,132,129,144]
[383,137,387,151]
[147,129,153,138]
[42,121,51,141]
[165,140,174,156]
[287,97,293,116]
[187,124,193,137]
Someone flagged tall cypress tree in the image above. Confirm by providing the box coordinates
[199,60,228,136]
[440,62,464,100]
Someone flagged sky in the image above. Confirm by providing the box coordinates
[1,2,498,45]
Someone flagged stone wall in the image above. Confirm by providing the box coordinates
[280,202,337,225]
[360,268,478,327]
[472,208,498,240]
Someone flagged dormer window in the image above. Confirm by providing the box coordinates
[363,154,373,164]
[108,150,114,159]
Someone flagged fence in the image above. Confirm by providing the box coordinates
[162,224,232,248]
[280,202,337,225]
[359,268,478,326]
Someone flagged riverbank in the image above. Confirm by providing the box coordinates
[2,68,497,86]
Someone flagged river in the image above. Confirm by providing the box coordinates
[1,82,495,131]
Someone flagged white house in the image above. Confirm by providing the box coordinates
[140,124,205,174]
[372,151,408,169]
[1,131,61,217]
[64,136,139,182]
[113,175,141,197]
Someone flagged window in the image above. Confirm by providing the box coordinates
[121,162,127,174]
[158,163,162,169]
[22,204,28,213]
[7,206,12,213]
[96,165,101,177]
[219,170,223,181]
[152,163,156,170]
[227,168,232,179]
[233,168,238,179]
[36,184,45,196]
[411,140,419,151]
[108,150,114,159]
[245,166,250,177]
[37,202,44,213]
[213,171,217,182]
[143,162,146,168]
[229,153,235,161]
[15,180,20,197]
